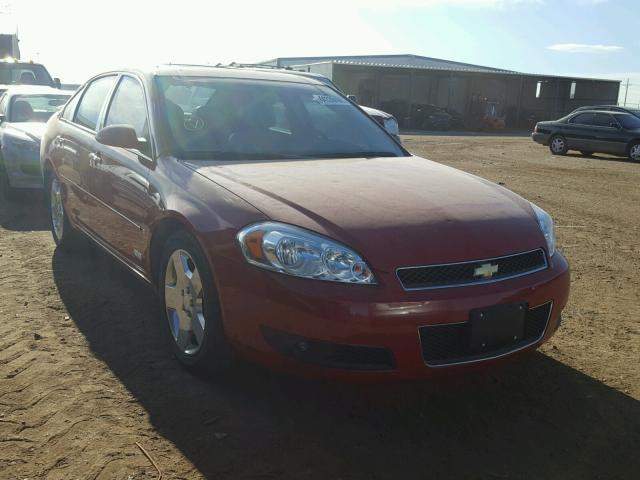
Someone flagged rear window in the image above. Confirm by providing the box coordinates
[570,113,594,125]
[9,94,70,123]
[0,64,53,86]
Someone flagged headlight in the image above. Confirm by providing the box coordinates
[531,203,555,257]
[383,117,399,136]
[237,222,376,284]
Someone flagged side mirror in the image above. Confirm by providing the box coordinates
[346,94,358,103]
[54,77,62,89]
[96,125,141,149]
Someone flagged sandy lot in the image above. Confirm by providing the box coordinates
[1,135,639,479]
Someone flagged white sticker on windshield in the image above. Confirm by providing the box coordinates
[311,94,350,106]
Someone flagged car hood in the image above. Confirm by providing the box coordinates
[7,122,47,142]
[183,156,546,272]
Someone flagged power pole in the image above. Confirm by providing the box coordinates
[623,78,629,106]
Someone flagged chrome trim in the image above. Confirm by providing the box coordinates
[418,301,553,368]
[74,221,153,285]
[396,248,548,291]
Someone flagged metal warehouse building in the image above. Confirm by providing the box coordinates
[259,54,621,130]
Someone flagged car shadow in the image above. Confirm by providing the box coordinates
[565,152,631,163]
[51,246,640,479]
[0,190,50,231]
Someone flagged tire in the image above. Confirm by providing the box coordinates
[628,142,640,162]
[0,162,17,201]
[159,230,232,373]
[580,151,594,157]
[47,172,81,251]
[549,135,568,155]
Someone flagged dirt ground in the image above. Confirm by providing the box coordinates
[1,135,639,480]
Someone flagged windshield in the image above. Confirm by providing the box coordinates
[0,64,53,86]
[9,94,70,122]
[614,113,640,130]
[156,76,406,160]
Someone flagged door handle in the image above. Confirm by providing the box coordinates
[126,172,150,192]
[88,152,102,167]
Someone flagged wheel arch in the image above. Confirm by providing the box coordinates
[148,213,219,290]
[626,138,640,150]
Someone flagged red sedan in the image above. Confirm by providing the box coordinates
[40,66,569,381]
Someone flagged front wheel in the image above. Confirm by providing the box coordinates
[628,142,640,162]
[47,173,81,250]
[549,135,568,155]
[159,230,232,373]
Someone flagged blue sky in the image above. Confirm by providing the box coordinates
[2,0,638,105]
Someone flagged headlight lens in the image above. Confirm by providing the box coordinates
[383,117,400,136]
[237,222,376,284]
[531,203,555,257]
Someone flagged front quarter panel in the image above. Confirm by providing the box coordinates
[146,156,268,282]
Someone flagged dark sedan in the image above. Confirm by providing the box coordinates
[532,110,640,162]
[571,105,640,119]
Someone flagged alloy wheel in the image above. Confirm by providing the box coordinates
[164,249,206,355]
[630,144,640,162]
[50,177,64,240]
[551,137,565,153]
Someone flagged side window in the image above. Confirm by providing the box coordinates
[570,113,594,125]
[74,76,117,130]
[105,76,150,155]
[61,90,82,121]
[594,113,616,128]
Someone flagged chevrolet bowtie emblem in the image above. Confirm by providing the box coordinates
[474,263,499,278]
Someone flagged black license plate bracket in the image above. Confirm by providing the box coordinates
[469,302,527,352]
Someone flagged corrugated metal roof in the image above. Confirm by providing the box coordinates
[261,54,620,83]
[260,54,517,73]
[328,59,516,74]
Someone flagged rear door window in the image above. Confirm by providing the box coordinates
[74,75,117,130]
[593,113,616,128]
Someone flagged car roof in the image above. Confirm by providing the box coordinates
[2,85,72,96]
[118,65,328,86]
[572,110,633,115]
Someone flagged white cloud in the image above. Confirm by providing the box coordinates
[546,43,624,53]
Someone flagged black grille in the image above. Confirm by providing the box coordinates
[397,249,547,290]
[419,302,552,366]
[262,326,395,371]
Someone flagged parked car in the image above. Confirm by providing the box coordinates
[41,66,569,380]
[532,110,640,161]
[0,86,71,197]
[571,105,640,119]
[0,58,62,95]
[407,104,452,131]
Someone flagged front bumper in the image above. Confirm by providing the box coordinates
[215,251,570,381]
[3,148,43,190]
[532,132,550,146]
